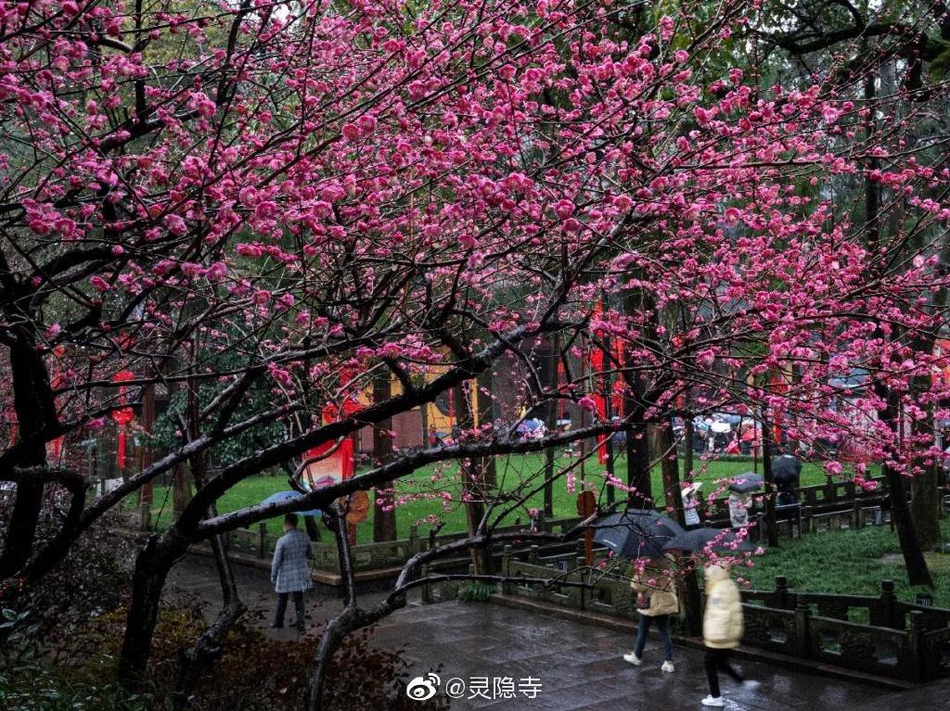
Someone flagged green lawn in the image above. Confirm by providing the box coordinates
[143,453,856,544]
[744,519,950,608]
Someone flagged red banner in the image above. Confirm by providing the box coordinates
[303,439,354,489]
[588,301,625,464]
[110,370,136,470]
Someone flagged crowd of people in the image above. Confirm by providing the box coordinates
[681,414,762,455]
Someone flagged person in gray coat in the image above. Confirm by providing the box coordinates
[271,513,312,630]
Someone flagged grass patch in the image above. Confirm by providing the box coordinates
[745,519,950,608]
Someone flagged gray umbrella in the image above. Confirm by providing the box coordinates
[662,527,754,553]
[727,472,763,494]
[591,509,686,559]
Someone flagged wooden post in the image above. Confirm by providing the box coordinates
[257,523,267,559]
[679,564,703,636]
[140,502,151,532]
[501,545,512,595]
[803,505,814,534]
[879,579,898,629]
[421,564,432,604]
[906,611,925,682]
[793,596,811,659]
[577,490,596,566]
[776,575,789,610]
[825,474,836,503]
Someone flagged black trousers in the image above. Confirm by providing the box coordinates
[275,591,305,628]
[704,648,743,697]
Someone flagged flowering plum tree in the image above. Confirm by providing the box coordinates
[1,0,949,705]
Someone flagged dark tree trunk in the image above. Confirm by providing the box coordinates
[910,465,941,552]
[761,415,779,548]
[121,373,200,682]
[683,416,694,482]
[372,373,397,542]
[656,420,682,523]
[543,337,559,518]
[175,530,244,709]
[877,385,933,587]
[655,419,702,634]
[168,377,193,517]
[454,385,489,574]
[909,365,941,551]
[306,506,356,711]
[140,383,156,506]
[0,339,58,578]
[174,384,246,708]
[598,327,617,506]
[625,423,650,507]
[679,568,703,637]
[118,531,189,684]
[0,482,44,578]
[621,287,654,509]
[859,67,931,586]
[886,465,934,586]
[908,344,942,551]
[476,369,497,488]
[307,610,351,711]
[173,465,193,516]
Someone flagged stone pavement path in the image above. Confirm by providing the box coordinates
[167,557,944,711]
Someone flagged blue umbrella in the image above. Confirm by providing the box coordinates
[714,413,743,425]
[829,367,869,390]
[260,490,322,517]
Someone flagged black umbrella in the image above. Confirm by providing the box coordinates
[727,472,763,494]
[662,527,754,554]
[772,455,802,487]
[591,509,686,559]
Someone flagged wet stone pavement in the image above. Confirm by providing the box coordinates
[168,557,947,711]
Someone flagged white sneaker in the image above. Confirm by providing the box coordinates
[622,652,642,665]
[742,680,761,690]
[661,661,674,673]
[701,696,725,707]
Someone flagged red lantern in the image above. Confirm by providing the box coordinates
[110,370,136,470]
[320,397,361,424]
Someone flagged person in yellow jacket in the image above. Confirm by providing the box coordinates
[623,560,678,673]
[701,564,759,706]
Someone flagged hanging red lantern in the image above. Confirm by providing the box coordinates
[110,370,136,471]
[320,397,361,424]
